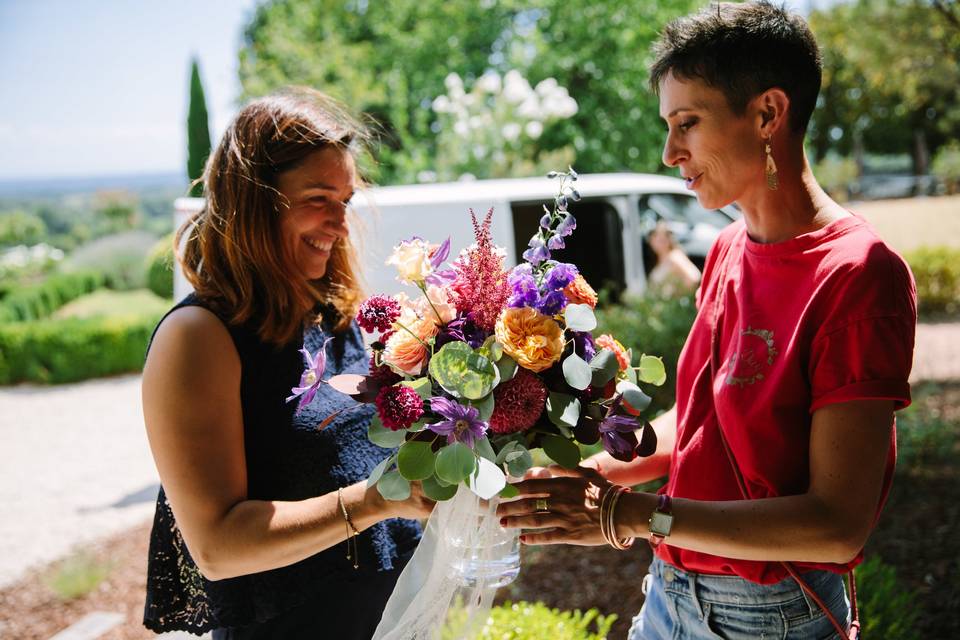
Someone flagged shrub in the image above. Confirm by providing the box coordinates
[855,556,920,640]
[903,246,960,317]
[813,154,859,202]
[43,551,113,601]
[145,234,175,299]
[0,270,105,323]
[442,601,616,640]
[931,140,960,194]
[596,292,697,412]
[0,311,163,384]
[62,230,157,290]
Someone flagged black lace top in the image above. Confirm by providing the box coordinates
[143,295,421,635]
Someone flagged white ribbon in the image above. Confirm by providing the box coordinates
[373,487,517,640]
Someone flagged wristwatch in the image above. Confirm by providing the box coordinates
[648,494,673,548]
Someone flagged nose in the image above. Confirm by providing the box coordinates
[662,130,688,168]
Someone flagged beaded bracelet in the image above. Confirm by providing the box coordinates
[337,487,360,569]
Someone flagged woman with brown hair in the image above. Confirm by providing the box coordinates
[141,88,432,639]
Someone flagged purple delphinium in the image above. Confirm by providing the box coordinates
[508,265,540,308]
[535,289,568,316]
[522,236,550,265]
[598,413,639,460]
[427,397,488,448]
[556,212,576,237]
[286,337,333,414]
[545,262,578,290]
[571,331,596,362]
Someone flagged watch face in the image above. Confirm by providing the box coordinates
[650,511,674,536]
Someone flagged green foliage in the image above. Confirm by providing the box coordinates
[238,0,698,184]
[894,381,959,468]
[145,233,175,298]
[0,310,163,384]
[0,209,48,246]
[596,293,697,412]
[94,191,139,233]
[932,140,960,194]
[812,154,859,202]
[903,246,960,317]
[809,1,960,168]
[855,556,921,640]
[0,270,105,323]
[53,289,171,320]
[63,230,157,290]
[44,551,113,601]
[441,601,616,640]
[187,58,212,197]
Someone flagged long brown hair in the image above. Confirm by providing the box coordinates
[177,87,367,344]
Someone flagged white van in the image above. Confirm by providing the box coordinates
[173,172,738,301]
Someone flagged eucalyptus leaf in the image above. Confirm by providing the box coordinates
[400,377,433,401]
[505,446,534,477]
[377,471,411,500]
[564,303,597,332]
[366,456,393,488]
[467,457,507,500]
[495,440,520,465]
[470,393,495,422]
[638,354,667,386]
[496,355,518,384]
[422,474,458,501]
[617,379,652,414]
[429,342,499,400]
[397,441,436,481]
[435,442,477,485]
[368,415,406,448]
[474,435,497,463]
[590,349,620,387]
[541,434,582,469]
[546,391,581,428]
[562,352,592,390]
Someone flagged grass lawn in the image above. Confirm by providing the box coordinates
[52,289,171,320]
[852,195,960,253]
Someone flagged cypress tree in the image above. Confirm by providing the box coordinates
[186,57,212,197]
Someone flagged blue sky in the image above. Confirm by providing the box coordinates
[0,0,836,182]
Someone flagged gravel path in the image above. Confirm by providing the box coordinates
[0,321,956,591]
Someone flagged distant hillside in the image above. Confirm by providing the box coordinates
[0,172,188,199]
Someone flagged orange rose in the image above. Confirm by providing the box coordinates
[595,334,630,371]
[495,307,564,373]
[564,274,598,308]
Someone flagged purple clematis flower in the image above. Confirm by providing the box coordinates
[427,397,488,448]
[286,337,333,414]
[598,413,640,460]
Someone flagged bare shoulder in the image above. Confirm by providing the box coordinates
[145,306,239,379]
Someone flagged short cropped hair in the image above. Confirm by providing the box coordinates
[649,1,822,133]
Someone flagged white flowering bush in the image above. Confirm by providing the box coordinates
[428,70,578,181]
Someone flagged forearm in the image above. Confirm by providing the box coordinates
[617,491,863,565]
[584,406,676,486]
[196,481,393,580]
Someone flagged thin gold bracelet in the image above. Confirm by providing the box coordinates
[337,487,360,569]
[602,486,636,550]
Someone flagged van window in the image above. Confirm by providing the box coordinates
[511,199,625,299]
[639,193,731,230]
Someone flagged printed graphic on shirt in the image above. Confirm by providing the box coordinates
[725,326,779,388]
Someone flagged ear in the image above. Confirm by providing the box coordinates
[752,88,790,139]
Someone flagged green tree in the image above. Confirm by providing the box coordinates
[0,210,48,247]
[809,0,960,174]
[187,57,213,197]
[237,0,697,184]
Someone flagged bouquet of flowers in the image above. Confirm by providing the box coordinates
[291,169,665,504]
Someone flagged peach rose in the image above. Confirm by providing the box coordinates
[382,319,435,376]
[386,238,435,284]
[564,274,598,309]
[595,334,630,371]
[414,285,457,328]
[495,307,564,373]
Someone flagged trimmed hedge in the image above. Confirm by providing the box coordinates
[904,246,960,317]
[0,311,163,384]
[442,601,616,640]
[0,270,105,323]
[145,234,175,299]
[596,292,698,412]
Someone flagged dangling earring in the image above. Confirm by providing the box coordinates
[765,139,779,190]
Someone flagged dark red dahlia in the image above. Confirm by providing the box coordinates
[489,368,548,434]
[375,385,424,431]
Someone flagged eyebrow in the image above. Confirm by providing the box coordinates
[302,181,339,191]
[662,101,710,119]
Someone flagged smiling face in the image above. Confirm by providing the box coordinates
[276,146,356,281]
[659,72,764,210]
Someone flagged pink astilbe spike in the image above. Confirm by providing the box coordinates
[451,208,511,331]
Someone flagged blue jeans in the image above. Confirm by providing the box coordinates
[628,557,851,640]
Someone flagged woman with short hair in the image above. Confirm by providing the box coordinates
[498,3,916,638]
[141,88,432,639]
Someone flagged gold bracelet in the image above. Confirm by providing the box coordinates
[600,486,635,550]
[337,487,360,569]
[599,485,617,547]
[608,487,635,550]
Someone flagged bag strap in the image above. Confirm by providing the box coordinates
[705,238,859,640]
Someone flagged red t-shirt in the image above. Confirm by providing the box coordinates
[657,214,917,584]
